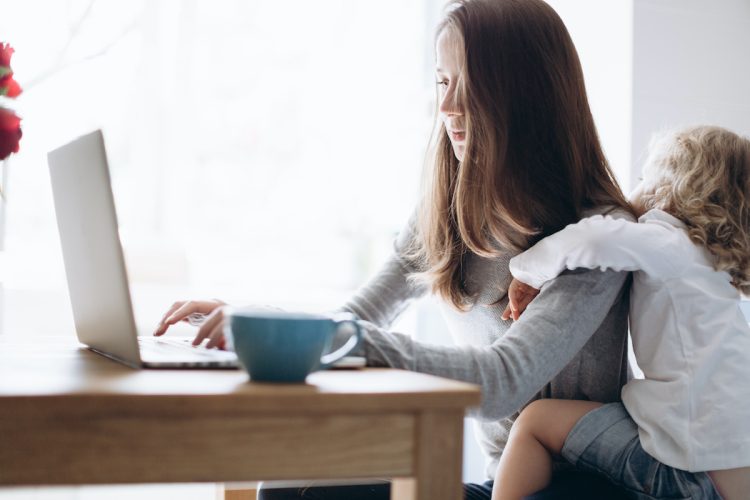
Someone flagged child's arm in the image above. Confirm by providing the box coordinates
[510,214,680,290]
[502,214,681,321]
[501,278,540,321]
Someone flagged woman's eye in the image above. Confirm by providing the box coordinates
[436,80,448,87]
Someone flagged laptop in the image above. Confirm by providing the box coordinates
[47,130,239,368]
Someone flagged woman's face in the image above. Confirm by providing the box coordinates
[436,28,466,161]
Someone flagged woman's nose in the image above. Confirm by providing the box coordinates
[439,87,463,116]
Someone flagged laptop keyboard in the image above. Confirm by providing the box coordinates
[137,336,238,365]
[143,337,200,349]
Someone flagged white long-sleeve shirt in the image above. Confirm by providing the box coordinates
[510,209,750,472]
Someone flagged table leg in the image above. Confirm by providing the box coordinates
[217,484,258,500]
[392,410,464,500]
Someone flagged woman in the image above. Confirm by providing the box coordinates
[155,1,635,498]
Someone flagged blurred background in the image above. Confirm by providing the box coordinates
[0,0,748,498]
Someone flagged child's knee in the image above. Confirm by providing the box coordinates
[512,399,553,437]
[516,399,603,454]
[512,399,577,453]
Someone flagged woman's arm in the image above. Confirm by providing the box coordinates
[510,215,682,289]
[356,266,629,420]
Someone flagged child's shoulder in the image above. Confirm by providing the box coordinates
[637,209,691,240]
[582,205,635,222]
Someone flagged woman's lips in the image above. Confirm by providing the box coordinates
[450,130,466,142]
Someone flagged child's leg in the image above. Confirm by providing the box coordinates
[492,399,603,500]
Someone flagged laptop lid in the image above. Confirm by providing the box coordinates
[48,130,142,368]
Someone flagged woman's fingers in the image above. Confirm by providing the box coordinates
[153,301,188,336]
[204,321,226,349]
[192,307,224,346]
[154,299,224,336]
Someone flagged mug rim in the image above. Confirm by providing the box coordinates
[224,306,333,322]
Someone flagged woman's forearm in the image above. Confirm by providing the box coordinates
[358,267,630,420]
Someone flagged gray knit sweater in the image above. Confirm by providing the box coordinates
[340,210,632,479]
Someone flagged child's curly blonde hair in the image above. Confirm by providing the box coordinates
[638,125,750,294]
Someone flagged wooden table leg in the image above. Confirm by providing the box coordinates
[217,484,258,500]
[392,411,464,500]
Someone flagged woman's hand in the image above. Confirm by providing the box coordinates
[501,278,540,321]
[153,299,228,349]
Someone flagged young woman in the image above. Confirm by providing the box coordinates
[493,126,750,500]
[155,1,636,498]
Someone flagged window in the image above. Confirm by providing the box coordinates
[2,1,438,330]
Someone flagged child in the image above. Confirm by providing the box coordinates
[492,125,750,500]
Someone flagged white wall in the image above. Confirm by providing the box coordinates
[548,0,750,192]
[547,0,634,190]
[631,0,750,189]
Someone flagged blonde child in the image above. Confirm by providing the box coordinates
[493,125,750,500]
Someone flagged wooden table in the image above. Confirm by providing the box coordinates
[0,336,480,500]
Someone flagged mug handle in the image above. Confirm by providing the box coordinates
[319,316,363,369]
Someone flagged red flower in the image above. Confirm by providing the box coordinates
[0,43,22,163]
[0,43,13,68]
[0,43,21,98]
[0,107,22,160]
[0,76,21,98]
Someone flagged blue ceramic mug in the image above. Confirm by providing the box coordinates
[225,308,363,382]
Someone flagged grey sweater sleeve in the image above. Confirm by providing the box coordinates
[357,267,629,421]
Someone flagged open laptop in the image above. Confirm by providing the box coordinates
[47,130,239,368]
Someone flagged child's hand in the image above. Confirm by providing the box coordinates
[501,278,540,321]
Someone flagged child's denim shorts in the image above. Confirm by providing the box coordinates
[561,402,722,499]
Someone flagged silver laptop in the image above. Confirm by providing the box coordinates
[47,130,239,369]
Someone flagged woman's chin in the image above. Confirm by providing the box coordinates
[453,144,465,161]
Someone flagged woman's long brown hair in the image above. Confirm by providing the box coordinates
[410,0,633,310]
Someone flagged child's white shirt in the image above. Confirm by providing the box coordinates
[510,209,750,472]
